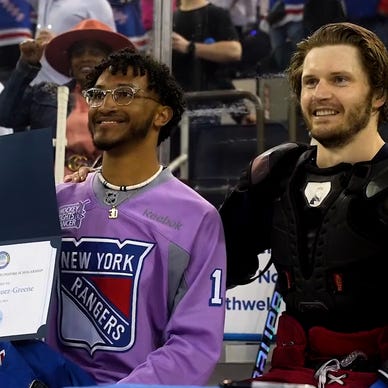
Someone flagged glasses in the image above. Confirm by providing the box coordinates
[82,86,160,108]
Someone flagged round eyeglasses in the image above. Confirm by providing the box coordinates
[82,86,160,108]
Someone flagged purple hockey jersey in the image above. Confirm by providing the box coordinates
[47,168,226,385]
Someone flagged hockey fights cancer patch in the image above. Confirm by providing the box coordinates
[58,237,154,354]
[59,200,90,229]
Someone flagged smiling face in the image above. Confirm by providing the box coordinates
[88,67,161,152]
[300,44,382,148]
[69,40,110,87]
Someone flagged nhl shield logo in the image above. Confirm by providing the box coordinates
[58,237,154,354]
[304,181,331,207]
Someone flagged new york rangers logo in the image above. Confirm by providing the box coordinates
[58,237,154,354]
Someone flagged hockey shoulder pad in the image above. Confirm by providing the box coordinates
[364,160,388,224]
[238,142,309,192]
[220,142,309,288]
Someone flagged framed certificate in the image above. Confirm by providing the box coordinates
[0,239,60,340]
[0,129,61,340]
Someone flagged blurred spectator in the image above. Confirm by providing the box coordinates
[171,0,254,166]
[140,0,177,32]
[342,0,388,51]
[211,0,271,77]
[303,0,346,35]
[266,0,305,72]
[236,25,272,77]
[342,0,379,31]
[172,0,241,94]
[108,0,150,52]
[0,0,33,83]
[377,0,388,48]
[0,83,13,135]
[211,0,259,38]
[0,19,134,175]
[141,0,153,31]
[379,0,388,14]
[172,0,255,123]
[28,0,116,85]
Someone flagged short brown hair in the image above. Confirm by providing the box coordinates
[287,22,388,124]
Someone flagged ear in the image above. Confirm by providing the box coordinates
[373,89,386,109]
[154,105,173,127]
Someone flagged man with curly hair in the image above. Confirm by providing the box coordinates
[48,47,227,385]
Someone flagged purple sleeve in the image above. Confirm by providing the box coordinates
[118,208,226,385]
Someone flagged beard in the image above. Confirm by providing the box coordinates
[91,114,154,151]
[303,92,373,148]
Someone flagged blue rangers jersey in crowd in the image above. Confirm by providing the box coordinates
[269,0,305,25]
[47,168,226,385]
[108,0,149,51]
[0,0,32,47]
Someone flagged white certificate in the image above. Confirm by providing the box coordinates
[0,239,59,340]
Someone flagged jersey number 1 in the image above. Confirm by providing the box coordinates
[210,269,223,306]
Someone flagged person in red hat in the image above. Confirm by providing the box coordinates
[0,18,135,176]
